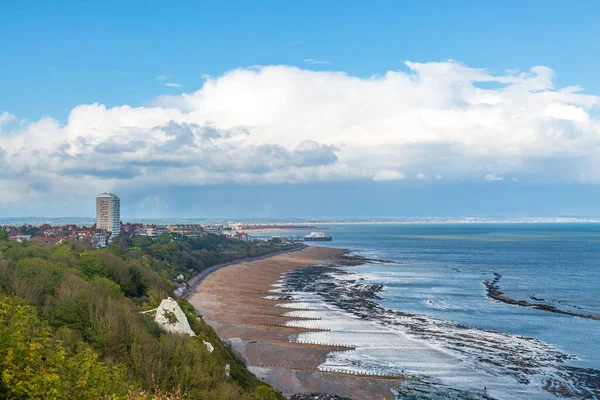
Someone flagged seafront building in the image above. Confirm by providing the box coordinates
[96,193,121,242]
[145,224,169,237]
[167,224,203,237]
[203,224,223,235]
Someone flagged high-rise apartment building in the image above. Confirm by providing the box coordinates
[96,193,121,241]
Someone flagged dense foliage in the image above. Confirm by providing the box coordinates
[0,237,284,399]
[123,233,287,282]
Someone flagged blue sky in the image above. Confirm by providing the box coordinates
[1,1,600,218]
[3,0,599,121]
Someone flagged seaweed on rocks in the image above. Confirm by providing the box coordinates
[284,265,384,318]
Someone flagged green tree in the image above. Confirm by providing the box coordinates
[0,230,7,241]
[253,385,279,400]
[131,235,151,248]
[0,296,125,399]
[157,233,172,244]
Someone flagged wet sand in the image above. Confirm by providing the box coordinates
[189,247,404,400]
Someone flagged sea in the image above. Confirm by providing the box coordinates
[255,224,600,399]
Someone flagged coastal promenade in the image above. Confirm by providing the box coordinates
[189,246,405,399]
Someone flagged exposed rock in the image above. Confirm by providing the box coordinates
[484,272,600,320]
[204,341,214,353]
[154,297,196,336]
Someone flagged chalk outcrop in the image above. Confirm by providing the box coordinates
[154,297,196,336]
[204,341,214,353]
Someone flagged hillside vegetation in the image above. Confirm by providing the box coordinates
[0,235,285,399]
[122,232,285,282]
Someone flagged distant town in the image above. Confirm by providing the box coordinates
[0,192,319,248]
[2,193,599,248]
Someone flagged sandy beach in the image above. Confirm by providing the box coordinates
[189,247,405,399]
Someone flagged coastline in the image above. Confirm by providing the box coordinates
[189,246,406,399]
[187,243,600,399]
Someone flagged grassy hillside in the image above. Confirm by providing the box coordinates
[0,237,284,399]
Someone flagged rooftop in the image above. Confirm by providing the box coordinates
[96,192,119,199]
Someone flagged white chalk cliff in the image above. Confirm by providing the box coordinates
[154,297,196,336]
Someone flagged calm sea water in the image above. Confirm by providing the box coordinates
[310,223,600,369]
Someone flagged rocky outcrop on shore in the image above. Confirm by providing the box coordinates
[338,254,397,266]
[484,272,600,320]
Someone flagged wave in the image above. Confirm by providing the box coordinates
[424,298,454,311]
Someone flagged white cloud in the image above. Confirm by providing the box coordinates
[2,60,600,204]
[165,83,182,87]
[373,170,405,181]
[485,174,504,181]
[304,58,330,65]
[417,173,428,180]
[544,103,589,122]
[156,74,168,80]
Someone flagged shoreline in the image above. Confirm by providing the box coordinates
[188,245,600,399]
[189,246,405,399]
